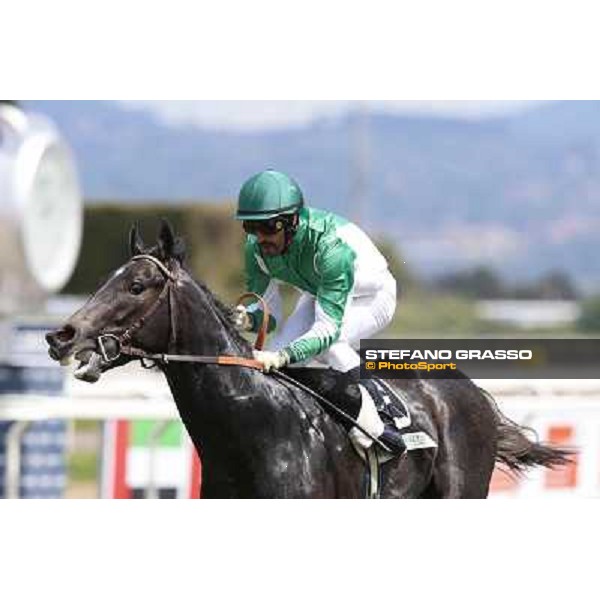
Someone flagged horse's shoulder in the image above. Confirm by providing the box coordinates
[249,373,331,429]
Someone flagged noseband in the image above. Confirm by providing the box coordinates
[96,254,264,370]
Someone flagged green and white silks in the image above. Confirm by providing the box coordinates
[244,207,397,372]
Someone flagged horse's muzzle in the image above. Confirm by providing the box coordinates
[45,326,78,361]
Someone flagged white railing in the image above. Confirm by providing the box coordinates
[0,395,178,499]
[0,363,178,498]
[0,395,177,421]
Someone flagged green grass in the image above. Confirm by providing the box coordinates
[68,451,99,482]
[72,419,101,432]
[385,292,582,338]
[68,421,102,482]
[387,293,480,336]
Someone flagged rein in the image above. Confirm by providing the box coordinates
[97,254,391,453]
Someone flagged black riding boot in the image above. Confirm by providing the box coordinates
[323,367,406,453]
[282,366,406,453]
[281,367,362,426]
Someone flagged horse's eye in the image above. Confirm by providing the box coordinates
[129,282,145,295]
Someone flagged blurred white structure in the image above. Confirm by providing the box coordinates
[0,102,83,497]
[476,300,581,328]
[0,102,83,319]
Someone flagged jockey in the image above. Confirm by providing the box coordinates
[234,169,404,452]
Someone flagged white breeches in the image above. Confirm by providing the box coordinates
[268,270,397,372]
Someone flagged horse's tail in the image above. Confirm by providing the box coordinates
[479,387,574,473]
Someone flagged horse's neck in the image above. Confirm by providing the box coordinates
[164,279,275,496]
[166,279,259,442]
[171,277,250,357]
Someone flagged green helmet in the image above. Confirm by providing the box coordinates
[235,170,304,220]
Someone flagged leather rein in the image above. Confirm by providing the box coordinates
[95,254,267,370]
[95,254,392,454]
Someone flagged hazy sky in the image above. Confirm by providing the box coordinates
[123,100,541,131]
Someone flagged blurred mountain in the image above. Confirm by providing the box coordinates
[24,100,600,290]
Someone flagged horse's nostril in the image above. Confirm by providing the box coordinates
[58,325,77,342]
[47,325,77,346]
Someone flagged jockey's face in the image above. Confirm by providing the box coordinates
[255,228,286,256]
[243,217,288,256]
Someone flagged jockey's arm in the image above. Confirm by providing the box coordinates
[283,240,356,364]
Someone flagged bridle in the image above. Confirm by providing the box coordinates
[95,254,266,370]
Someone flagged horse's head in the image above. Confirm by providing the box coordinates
[46,219,186,383]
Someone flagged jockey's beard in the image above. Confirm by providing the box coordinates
[260,242,280,256]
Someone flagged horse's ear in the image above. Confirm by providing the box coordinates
[157,218,176,260]
[157,218,186,263]
[129,222,144,256]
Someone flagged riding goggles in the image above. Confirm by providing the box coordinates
[242,218,285,236]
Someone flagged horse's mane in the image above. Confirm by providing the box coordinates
[190,274,254,353]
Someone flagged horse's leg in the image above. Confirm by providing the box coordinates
[380,451,436,498]
[427,383,498,498]
[429,445,494,498]
[375,378,439,498]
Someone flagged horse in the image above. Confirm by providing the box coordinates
[45,220,570,498]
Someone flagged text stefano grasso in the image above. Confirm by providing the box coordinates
[364,349,533,361]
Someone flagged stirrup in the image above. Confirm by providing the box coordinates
[378,424,406,454]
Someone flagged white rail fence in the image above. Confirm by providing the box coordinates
[1,366,600,498]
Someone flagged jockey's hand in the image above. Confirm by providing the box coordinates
[253,350,290,372]
[233,305,252,331]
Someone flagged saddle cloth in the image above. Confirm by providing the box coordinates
[360,378,411,432]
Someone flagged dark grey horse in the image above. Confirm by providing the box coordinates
[45,221,570,498]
